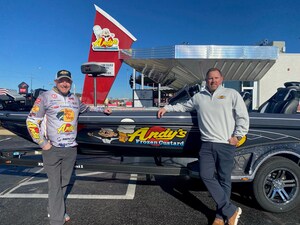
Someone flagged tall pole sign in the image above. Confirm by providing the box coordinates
[81,4,137,104]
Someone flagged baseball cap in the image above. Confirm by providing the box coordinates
[55,70,72,81]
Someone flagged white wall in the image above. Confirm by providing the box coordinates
[258,53,300,107]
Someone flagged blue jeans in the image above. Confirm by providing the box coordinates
[199,142,237,220]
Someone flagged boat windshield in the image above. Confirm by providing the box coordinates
[168,84,201,105]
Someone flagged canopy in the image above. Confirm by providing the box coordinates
[120,45,278,91]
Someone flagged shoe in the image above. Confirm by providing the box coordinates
[227,207,242,225]
[212,217,225,225]
[47,213,70,222]
[64,213,70,222]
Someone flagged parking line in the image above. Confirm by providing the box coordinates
[0,169,137,200]
[0,137,11,142]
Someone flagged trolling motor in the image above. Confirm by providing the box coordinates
[81,62,108,106]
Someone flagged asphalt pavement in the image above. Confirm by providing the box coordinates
[1,133,300,225]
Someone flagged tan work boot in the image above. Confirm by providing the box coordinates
[212,217,225,225]
[227,207,242,225]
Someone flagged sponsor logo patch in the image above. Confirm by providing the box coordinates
[56,108,75,122]
[27,121,40,139]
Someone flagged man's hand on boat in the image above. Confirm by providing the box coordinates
[157,108,167,118]
[103,107,112,115]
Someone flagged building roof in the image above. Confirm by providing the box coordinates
[120,44,279,91]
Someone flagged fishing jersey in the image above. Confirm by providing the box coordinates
[164,85,249,144]
[26,88,104,148]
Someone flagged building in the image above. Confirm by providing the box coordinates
[258,42,299,106]
[121,41,299,110]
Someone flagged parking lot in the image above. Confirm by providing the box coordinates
[1,131,300,225]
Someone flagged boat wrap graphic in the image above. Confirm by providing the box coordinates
[83,126,189,148]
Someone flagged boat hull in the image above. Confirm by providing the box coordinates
[1,109,300,157]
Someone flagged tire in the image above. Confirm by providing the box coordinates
[253,156,300,213]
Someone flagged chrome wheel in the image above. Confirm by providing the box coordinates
[253,156,300,212]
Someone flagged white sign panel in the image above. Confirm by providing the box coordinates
[98,62,115,76]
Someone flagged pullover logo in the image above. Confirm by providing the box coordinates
[57,123,75,133]
[56,109,75,122]
[27,121,40,139]
[31,105,40,113]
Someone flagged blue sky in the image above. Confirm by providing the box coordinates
[0,0,299,99]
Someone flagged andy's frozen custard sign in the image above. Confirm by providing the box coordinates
[92,25,119,51]
[81,5,136,105]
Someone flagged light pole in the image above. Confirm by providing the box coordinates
[30,75,34,93]
[81,62,107,106]
[29,67,41,93]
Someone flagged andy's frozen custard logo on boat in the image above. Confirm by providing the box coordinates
[127,126,187,147]
[87,125,188,147]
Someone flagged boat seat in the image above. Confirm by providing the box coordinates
[240,91,252,111]
[284,81,300,88]
[258,87,299,114]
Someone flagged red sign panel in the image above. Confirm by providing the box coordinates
[81,5,137,104]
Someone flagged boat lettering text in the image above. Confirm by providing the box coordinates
[127,127,187,142]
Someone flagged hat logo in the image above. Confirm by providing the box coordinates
[59,70,69,75]
[56,70,72,80]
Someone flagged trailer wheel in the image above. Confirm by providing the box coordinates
[253,156,300,212]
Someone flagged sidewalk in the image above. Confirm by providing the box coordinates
[0,127,15,135]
